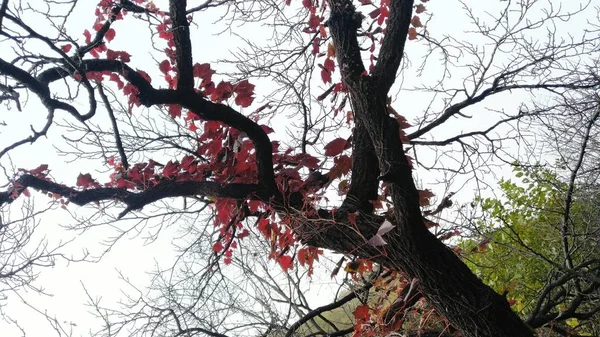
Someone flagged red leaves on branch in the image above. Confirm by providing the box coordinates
[19,164,49,179]
[61,44,72,53]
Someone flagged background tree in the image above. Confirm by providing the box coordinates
[0,0,599,337]
[463,166,600,336]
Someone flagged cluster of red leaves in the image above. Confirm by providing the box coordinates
[350,273,450,337]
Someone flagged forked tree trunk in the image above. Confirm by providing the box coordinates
[323,1,536,336]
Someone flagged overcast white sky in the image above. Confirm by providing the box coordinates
[0,0,596,336]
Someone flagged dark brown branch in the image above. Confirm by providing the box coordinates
[0,0,9,32]
[370,0,414,93]
[169,0,194,90]
[97,83,129,170]
[0,174,264,217]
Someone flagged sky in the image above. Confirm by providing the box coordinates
[0,0,597,336]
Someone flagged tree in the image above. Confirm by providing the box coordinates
[0,0,599,336]
[462,167,600,336]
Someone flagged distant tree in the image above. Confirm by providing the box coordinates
[463,167,600,336]
[0,1,599,337]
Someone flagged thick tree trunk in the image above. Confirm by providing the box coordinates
[351,81,534,337]
[323,1,536,336]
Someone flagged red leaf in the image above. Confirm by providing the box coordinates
[234,80,255,95]
[210,81,234,102]
[76,173,96,188]
[320,68,331,83]
[105,28,116,42]
[235,94,254,107]
[415,4,426,13]
[213,241,224,253]
[278,255,293,272]
[311,38,319,55]
[168,104,181,118]
[223,257,232,264]
[27,164,49,177]
[411,15,423,28]
[193,63,214,81]
[109,73,124,89]
[307,13,321,29]
[162,161,179,178]
[324,138,347,156]
[408,27,418,40]
[159,60,171,74]
[261,125,274,134]
[180,155,196,173]
[61,44,72,53]
[237,229,250,239]
[83,29,92,44]
[378,5,389,25]
[324,58,335,72]
[353,304,370,322]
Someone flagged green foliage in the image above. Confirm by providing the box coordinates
[462,166,599,317]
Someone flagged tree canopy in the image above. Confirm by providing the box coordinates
[1,1,599,337]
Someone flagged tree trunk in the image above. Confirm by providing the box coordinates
[323,1,536,336]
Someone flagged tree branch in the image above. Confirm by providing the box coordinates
[169,0,194,90]
[371,0,414,93]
